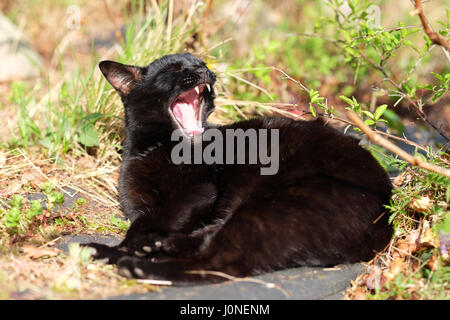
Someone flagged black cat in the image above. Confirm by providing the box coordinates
[86,53,393,285]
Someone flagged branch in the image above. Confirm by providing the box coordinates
[346,110,450,179]
[412,0,450,52]
[333,115,430,153]
[359,52,449,143]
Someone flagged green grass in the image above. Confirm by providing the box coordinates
[4,0,203,159]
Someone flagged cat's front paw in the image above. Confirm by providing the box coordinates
[125,233,177,258]
[116,256,159,280]
[82,242,126,264]
[116,255,178,283]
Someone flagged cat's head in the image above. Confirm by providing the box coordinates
[99,53,217,137]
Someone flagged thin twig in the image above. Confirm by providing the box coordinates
[226,72,274,100]
[266,66,437,153]
[309,111,430,153]
[359,52,449,142]
[346,110,450,178]
[186,270,290,297]
[17,149,77,197]
[412,0,450,52]
[136,279,173,286]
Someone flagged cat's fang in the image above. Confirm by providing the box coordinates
[194,86,200,94]
[206,84,211,92]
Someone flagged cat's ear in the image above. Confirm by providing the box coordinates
[99,60,144,96]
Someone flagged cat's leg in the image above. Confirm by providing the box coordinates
[114,230,250,286]
[115,256,229,286]
[121,221,222,259]
[113,203,273,285]
[85,207,218,264]
[105,182,219,259]
[122,178,257,260]
[123,173,262,260]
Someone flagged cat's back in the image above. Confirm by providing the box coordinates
[224,116,392,199]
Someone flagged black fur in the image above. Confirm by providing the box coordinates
[86,53,393,285]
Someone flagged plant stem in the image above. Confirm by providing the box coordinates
[347,110,450,178]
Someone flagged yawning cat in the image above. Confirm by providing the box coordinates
[86,53,393,285]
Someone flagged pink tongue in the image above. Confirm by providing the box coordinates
[172,102,204,135]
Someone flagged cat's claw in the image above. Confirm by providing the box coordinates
[125,234,177,258]
[142,246,153,253]
[82,242,127,264]
[134,250,146,257]
[117,256,146,279]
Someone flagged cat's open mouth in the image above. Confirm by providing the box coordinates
[169,84,211,137]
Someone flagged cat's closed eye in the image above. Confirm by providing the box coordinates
[163,63,183,72]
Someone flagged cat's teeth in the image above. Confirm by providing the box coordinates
[206,84,211,92]
[194,86,200,94]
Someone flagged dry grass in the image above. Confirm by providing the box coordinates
[0,146,144,299]
[344,166,449,300]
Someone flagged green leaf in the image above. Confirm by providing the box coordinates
[362,110,374,119]
[431,72,444,83]
[364,119,376,126]
[77,197,87,206]
[6,207,21,228]
[310,105,317,117]
[82,112,104,124]
[53,192,65,204]
[26,200,43,219]
[41,182,54,194]
[30,200,43,213]
[374,104,388,120]
[78,124,99,147]
[339,95,354,106]
[432,90,445,101]
[10,195,24,208]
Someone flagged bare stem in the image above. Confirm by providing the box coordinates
[359,52,449,142]
[346,111,450,179]
[413,0,450,52]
